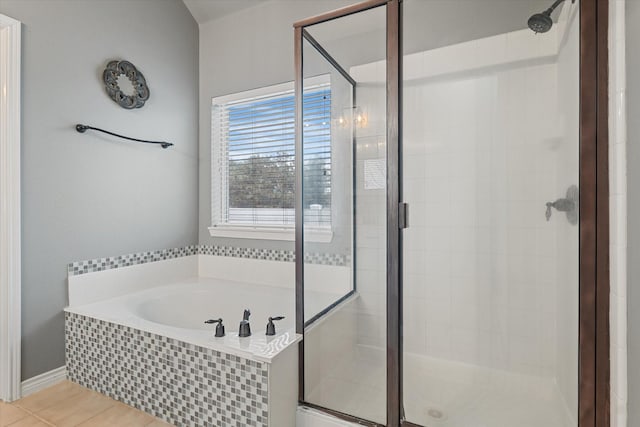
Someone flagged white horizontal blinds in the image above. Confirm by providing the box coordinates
[213,83,331,227]
[302,88,332,228]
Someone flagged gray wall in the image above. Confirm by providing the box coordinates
[0,0,198,380]
[627,0,639,422]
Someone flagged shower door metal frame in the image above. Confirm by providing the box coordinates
[294,0,610,426]
[295,3,394,427]
[580,0,610,426]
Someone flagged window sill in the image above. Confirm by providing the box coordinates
[208,226,333,243]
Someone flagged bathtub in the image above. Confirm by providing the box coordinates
[64,254,352,426]
[66,278,299,362]
[63,255,317,427]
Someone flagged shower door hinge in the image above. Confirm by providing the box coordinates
[399,202,409,229]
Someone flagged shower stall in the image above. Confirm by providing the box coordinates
[294,1,608,426]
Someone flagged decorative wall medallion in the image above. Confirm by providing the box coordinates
[102,60,149,109]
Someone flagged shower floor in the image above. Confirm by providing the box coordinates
[306,345,574,427]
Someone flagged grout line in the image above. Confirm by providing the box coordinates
[73,403,119,427]
[71,389,123,427]
[11,388,86,418]
[7,403,56,426]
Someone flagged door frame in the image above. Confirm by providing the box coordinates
[579,1,610,426]
[294,0,610,426]
[0,13,22,402]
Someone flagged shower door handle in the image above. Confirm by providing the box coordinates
[399,202,409,229]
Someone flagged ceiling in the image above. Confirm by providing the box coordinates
[182,0,266,24]
[182,0,560,36]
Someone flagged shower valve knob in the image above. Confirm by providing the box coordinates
[545,203,553,221]
[545,185,578,225]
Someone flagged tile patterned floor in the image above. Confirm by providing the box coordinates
[0,381,171,427]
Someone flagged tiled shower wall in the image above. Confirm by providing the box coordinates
[555,3,580,417]
[350,5,580,394]
[401,55,566,376]
[353,73,387,350]
[610,0,628,426]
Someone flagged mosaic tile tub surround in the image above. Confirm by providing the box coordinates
[68,245,350,276]
[64,244,330,426]
[66,312,296,427]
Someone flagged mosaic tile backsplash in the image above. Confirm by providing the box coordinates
[67,246,199,276]
[66,312,270,427]
[68,245,350,276]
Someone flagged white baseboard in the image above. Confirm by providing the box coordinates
[20,366,67,398]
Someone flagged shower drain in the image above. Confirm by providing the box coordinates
[427,408,445,420]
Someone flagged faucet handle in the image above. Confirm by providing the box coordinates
[545,202,553,221]
[545,185,578,225]
[204,318,225,337]
[266,316,285,336]
[243,309,251,321]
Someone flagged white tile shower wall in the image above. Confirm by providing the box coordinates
[405,63,561,375]
[353,79,387,350]
[554,3,580,425]
[351,22,580,388]
[304,298,358,406]
[554,2,580,420]
[610,1,628,426]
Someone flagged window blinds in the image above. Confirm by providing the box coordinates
[212,84,332,228]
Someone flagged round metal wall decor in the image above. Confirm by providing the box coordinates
[103,60,149,109]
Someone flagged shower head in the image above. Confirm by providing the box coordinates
[527,11,554,34]
[528,0,572,34]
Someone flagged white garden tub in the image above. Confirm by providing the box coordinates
[64,254,352,426]
[65,277,300,362]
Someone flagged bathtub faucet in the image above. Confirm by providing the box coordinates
[239,309,251,337]
[266,316,285,336]
[204,318,225,338]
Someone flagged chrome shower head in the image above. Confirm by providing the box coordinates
[528,0,571,34]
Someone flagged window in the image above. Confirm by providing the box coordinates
[210,79,332,240]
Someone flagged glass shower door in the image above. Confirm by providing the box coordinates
[401,0,580,426]
[297,4,388,425]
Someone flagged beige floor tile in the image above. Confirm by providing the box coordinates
[0,403,30,426]
[144,421,173,427]
[36,390,115,427]
[9,382,173,427]
[77,403,156,427]
[6,415,50,427]
[14,381,86,414]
